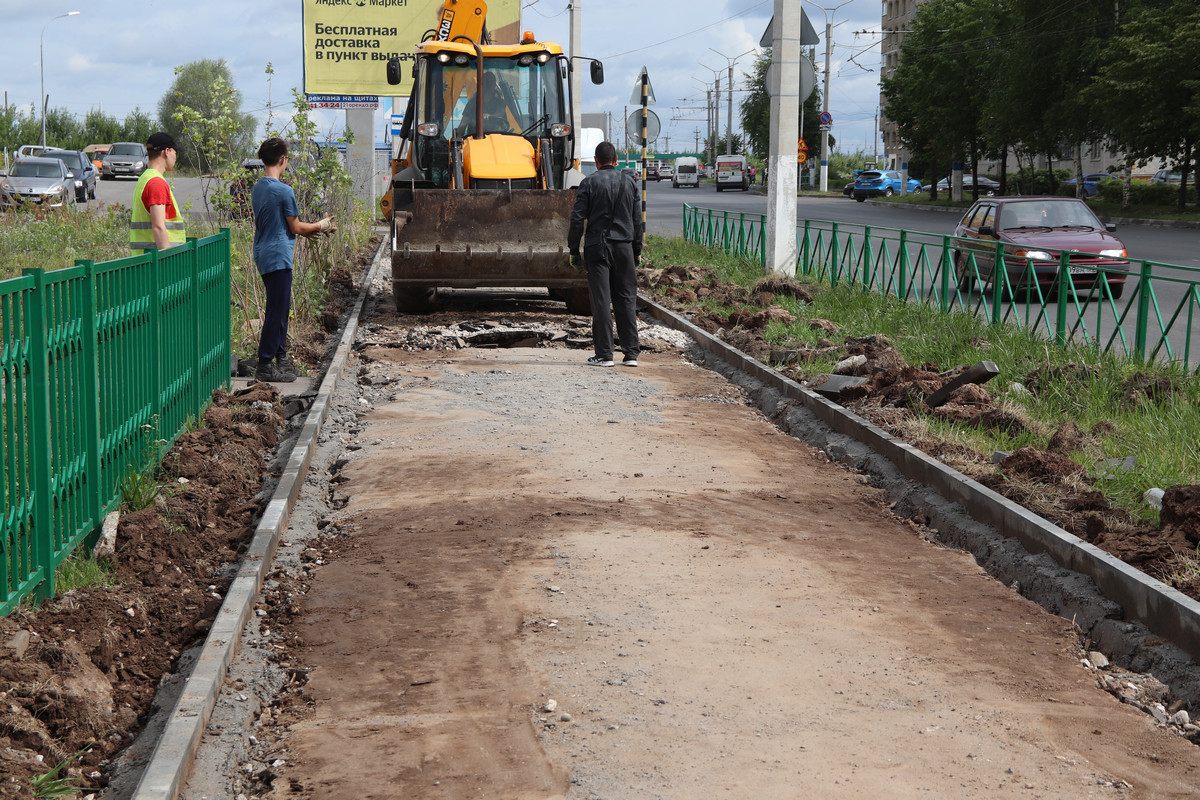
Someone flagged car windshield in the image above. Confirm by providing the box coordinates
[45,152,83,169]
[109,144,144,156]
[12,162,62,178]
[999,201,1100,230]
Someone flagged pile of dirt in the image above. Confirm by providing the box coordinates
[0,386,284,794]
[639,262,1200,599]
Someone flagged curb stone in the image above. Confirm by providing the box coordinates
[128,231,390,800]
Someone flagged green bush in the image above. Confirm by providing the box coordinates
[1097,179,1195,206]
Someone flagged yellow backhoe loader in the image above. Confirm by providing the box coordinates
[385,0,603,313]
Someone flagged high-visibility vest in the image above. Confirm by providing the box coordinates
[130,168,185,252]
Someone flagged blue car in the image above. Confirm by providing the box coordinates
[1062,172,1116,198]
[852,170,922,202]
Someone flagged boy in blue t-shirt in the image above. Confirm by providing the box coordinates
[251,137,334,382]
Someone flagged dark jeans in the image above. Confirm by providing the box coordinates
[258,268,293,362]
[585,240,640,360]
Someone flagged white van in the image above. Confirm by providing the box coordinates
[715,155,749,191]
[672,157,699,188]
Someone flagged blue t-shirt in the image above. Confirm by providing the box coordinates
[251,176,300,275]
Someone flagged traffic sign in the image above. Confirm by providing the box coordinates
[625,109,661,144]
[819,111,832,126]
[797,138,808,152]
[798,152,808,164]
[629,66,657,105]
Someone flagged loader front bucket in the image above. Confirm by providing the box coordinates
[392,188,584,289]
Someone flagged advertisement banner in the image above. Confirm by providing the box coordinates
[302,0,521,96]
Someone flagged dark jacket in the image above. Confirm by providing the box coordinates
[567,165,643,255]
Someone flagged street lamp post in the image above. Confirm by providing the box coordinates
[802,0,850,192]
[40,11,81,147]
[708,48,755,155]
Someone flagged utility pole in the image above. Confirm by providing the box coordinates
[710,48,754,156]
[766,0,801,276]
[695,128,700,154]
[805,0,851,193]
[569,1,583,163]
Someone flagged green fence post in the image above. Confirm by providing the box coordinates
[77,261,105,529]
[1055,252,1069,347]
[21,269,54,603]
[149,249,164,436]
[939,235,952,313]
[188,238,202,420]
[829,223,840,288]
[990,242,1005,326]
[1134,259,1153,363]
[758,215,766,270]
[221,229,232,392]
[896,230,908,299]
[861,226,873,290]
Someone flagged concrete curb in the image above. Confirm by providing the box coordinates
[640,296,1200,665]
[129,231,390,800]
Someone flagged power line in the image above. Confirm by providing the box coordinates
[599,0,771,60]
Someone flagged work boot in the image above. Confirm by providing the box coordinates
[276,354,299,380]
[254,360,295,383]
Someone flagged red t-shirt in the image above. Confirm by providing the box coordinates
[140,175,179,220]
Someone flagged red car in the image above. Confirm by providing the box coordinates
[952,197,1130,299]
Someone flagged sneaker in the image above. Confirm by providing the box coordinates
[254,361,296,383]
[586,356,614,367]
[621,357,639,367]
[276,354,299,379]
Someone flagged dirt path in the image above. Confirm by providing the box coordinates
[256,332,1199,799]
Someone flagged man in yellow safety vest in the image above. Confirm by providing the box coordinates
[130,132,185,252]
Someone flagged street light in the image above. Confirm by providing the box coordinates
[708,47,755,155]
[802,0,851,192]
[40,11,81,147]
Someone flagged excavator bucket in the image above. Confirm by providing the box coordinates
[391,187,588,311]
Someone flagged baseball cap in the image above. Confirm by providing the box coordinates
[146,132,177,150]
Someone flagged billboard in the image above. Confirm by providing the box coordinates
[303,0,521,97]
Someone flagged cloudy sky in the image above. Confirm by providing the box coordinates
[1,0,889,158]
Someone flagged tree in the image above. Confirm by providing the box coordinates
[739,50,822,161]
[1088,0,1200,208]
[882,0,1003,199]
[158,59,256,170]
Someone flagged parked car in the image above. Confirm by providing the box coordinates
[41,148,97,202]
[0,157,76,210]
[1150,169,1182,184]
[1062,172,1117,197]
[646,166,661,181]
[100,142,148,180]
[952,197,1129,300]
[853,170,922,201]
[922,175,1001,196]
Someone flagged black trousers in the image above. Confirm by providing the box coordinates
[258,268,292,362]
[585,240,640,360]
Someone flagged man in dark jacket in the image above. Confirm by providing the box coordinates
[567,141,644,367]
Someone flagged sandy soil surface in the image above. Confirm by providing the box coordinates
[243,302,1200,799]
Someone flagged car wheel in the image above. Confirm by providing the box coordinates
[985,189,996,197]
[884,187,894,197]
[1106,281,1125,300]
[854,196,865,203]
[88,185,96,200]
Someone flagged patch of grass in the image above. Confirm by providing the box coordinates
[119,467,160,512]
[54,554,116,594]
[30,746,89,798]
[0,204,132,280]
[643,234,1200,526]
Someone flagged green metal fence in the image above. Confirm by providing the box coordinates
[1,231,231,613]
[683,204,1200,373]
